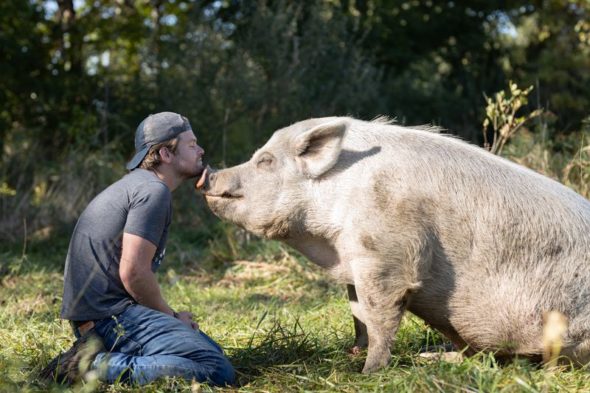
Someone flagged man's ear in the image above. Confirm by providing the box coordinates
[159,146,173,163]
[294,119,347,178]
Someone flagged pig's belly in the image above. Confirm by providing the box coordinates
[409,274,548,355]
[446,277,547,355]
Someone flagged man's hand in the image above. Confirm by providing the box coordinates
[176,311,199,330]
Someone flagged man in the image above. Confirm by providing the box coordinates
[41,112,235,386]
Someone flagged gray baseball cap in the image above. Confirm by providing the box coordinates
[126,112,193,170]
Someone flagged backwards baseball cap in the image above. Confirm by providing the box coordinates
[126,112,193,170]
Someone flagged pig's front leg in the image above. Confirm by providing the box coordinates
[347,284,368,354]
[353,263,412,373]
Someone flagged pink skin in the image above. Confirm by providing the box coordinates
[196,167,209,189]
[348,346,364,356]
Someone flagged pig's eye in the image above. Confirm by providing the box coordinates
[256,154,274,168]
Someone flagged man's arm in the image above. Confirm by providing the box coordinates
[120,232,197,328]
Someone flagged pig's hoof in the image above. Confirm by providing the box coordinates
[348,345,364,356]
[361,361,387,374]
[361,353,391,373]
[419,343,455,353]
[418,351,464,363]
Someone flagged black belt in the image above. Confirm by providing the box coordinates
[72,320,95,337]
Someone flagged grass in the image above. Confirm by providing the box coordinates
[1,229,590,393]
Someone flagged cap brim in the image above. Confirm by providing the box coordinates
[126,146,150,170]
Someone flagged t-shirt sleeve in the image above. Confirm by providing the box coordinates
[124,181,171,247]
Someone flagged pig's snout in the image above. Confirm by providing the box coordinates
[198,168,242,199]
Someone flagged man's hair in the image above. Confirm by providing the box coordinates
[139,137,179,170]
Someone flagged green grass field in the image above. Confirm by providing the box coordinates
[1,229,590,393]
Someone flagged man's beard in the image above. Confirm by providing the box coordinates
[179,161,205,179]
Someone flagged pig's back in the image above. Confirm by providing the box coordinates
[344,121,590,254]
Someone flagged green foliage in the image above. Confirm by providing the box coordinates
[482,80,543,154]
[0,140,126,241]
[561,120,590,198]
[1,0,590,240]
[356,0,518,139]
[0,182,16,197]
[503,0,590,133]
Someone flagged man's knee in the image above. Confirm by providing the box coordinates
[208,356,236,387]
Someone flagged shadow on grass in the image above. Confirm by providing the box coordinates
[224,309,547,388]
[226,313,361,386]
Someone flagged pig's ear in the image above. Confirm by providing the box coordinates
[294,119,347,178]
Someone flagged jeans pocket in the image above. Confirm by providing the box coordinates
[113,334,143,355]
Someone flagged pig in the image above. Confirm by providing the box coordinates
[199,116,590,373]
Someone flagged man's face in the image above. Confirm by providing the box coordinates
[172,130,205,179]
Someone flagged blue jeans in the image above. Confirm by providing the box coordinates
[89,304,235,386]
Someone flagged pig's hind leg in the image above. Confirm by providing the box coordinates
[561,338,590,367]
[347,284,368,354]
[562,314,590,366]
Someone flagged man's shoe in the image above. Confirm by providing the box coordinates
[39,331,105,385]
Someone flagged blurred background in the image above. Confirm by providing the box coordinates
[1,0,589,244]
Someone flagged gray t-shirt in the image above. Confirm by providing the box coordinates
[60,169,172,321]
